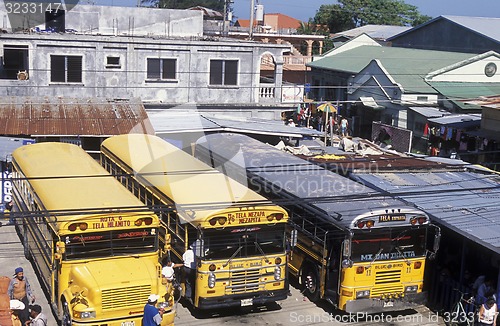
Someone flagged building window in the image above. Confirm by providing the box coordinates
[2,45,29,80]
[50,55,82,83]
[147,58,176,80]
[209,59,238,86]
[106,56,121,68]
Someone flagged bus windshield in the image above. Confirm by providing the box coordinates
[63,228,158,260]
[203,225,286,260]
[351,227,427,263]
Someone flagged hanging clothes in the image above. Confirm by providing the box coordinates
[423,123,429,136]
[446,128,453,141]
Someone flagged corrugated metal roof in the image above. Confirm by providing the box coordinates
[0,136,33,160]
[428,113,481,128]
[148,110,322,138]
[464,95,500,109]
[308,46,473,93]
[336,25,411,40]
[442,16,500,43]
[351,170,500,254]
[429,82,500,110]
[409,107,452,118]
[387,15,500,44]
[196,133,427,229]
[0,97,154,136]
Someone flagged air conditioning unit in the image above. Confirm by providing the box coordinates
[17,70,29,80]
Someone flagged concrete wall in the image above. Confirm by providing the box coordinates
[428,54,500,83]
[0,5,203,37]
[0,33,290,106]
[482,107,500,132]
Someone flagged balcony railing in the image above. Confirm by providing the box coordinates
[259,83,276,100]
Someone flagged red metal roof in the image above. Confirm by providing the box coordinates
[0,97,154,136]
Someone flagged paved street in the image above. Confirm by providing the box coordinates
[0,217,445,326]
[0,219,58,325]
[173,283,445,326]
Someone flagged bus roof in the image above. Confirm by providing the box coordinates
[12,142,154,224]
[195,133,428,229]
[101,134,287,225]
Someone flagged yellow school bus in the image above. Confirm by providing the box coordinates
[195,133,441,313]
[100,134,289,310]
[11,142,174,326]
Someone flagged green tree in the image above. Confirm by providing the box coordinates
[313,4,355,33]
[313,0,432,33]
[141,0,224,11]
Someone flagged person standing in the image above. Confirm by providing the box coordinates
[7,267,35,325]
[340,117,349,137]
[142,294,163,326]
[478,297,498,326]
[182,245,196,302]
[9,299,24,326]
[26,304,47,326]
[4,200,14,225]
[162,260,182,305]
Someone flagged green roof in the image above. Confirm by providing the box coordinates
[308,46,473,93]
[429,82,500,110]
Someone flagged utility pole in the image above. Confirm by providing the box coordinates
[249,0,255,39]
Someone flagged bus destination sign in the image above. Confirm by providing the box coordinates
[227,211,265,225]
[379,215,406,222]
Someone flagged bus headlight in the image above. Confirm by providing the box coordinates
[341,259,353,268]
[75,311,96,319]
[405,285,418,293]
[356,290,370,298]
[274,266,281,280]
[208,272,216,288]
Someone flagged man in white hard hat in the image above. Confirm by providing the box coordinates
[142,294,163,326]
[10,299,24,326]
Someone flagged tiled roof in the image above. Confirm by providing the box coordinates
[264,13,302,29]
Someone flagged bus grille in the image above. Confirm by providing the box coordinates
[375,270,401,285]
[371,285,404,296]
[227,270,262,294]
[101,285,151,310]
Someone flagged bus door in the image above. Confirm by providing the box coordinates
[53,238,65,306]
[325,245,340,303]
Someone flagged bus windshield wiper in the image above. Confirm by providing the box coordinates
[394,245,412,266]
[223,246,243,268]
[254,242,270,263]
[367,248,384,269]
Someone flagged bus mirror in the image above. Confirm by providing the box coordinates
[342,239,351,257]
[56,241,66,254]
[194,239,204,258]
[433,232,441,253]
[290,229,298,247]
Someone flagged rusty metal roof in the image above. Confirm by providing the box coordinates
[0,97,154,136]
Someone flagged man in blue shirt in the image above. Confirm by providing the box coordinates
[142,294,163,326]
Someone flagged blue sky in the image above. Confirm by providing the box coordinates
[95,0,500,22]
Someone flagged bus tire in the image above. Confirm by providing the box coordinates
[62,301,72,326]
[301,264,320,302]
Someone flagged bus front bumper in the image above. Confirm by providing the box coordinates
[345,292,426,313]
[197,289,289,310]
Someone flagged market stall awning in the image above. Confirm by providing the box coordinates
[359,96,384,109]
[428,113,481,129]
